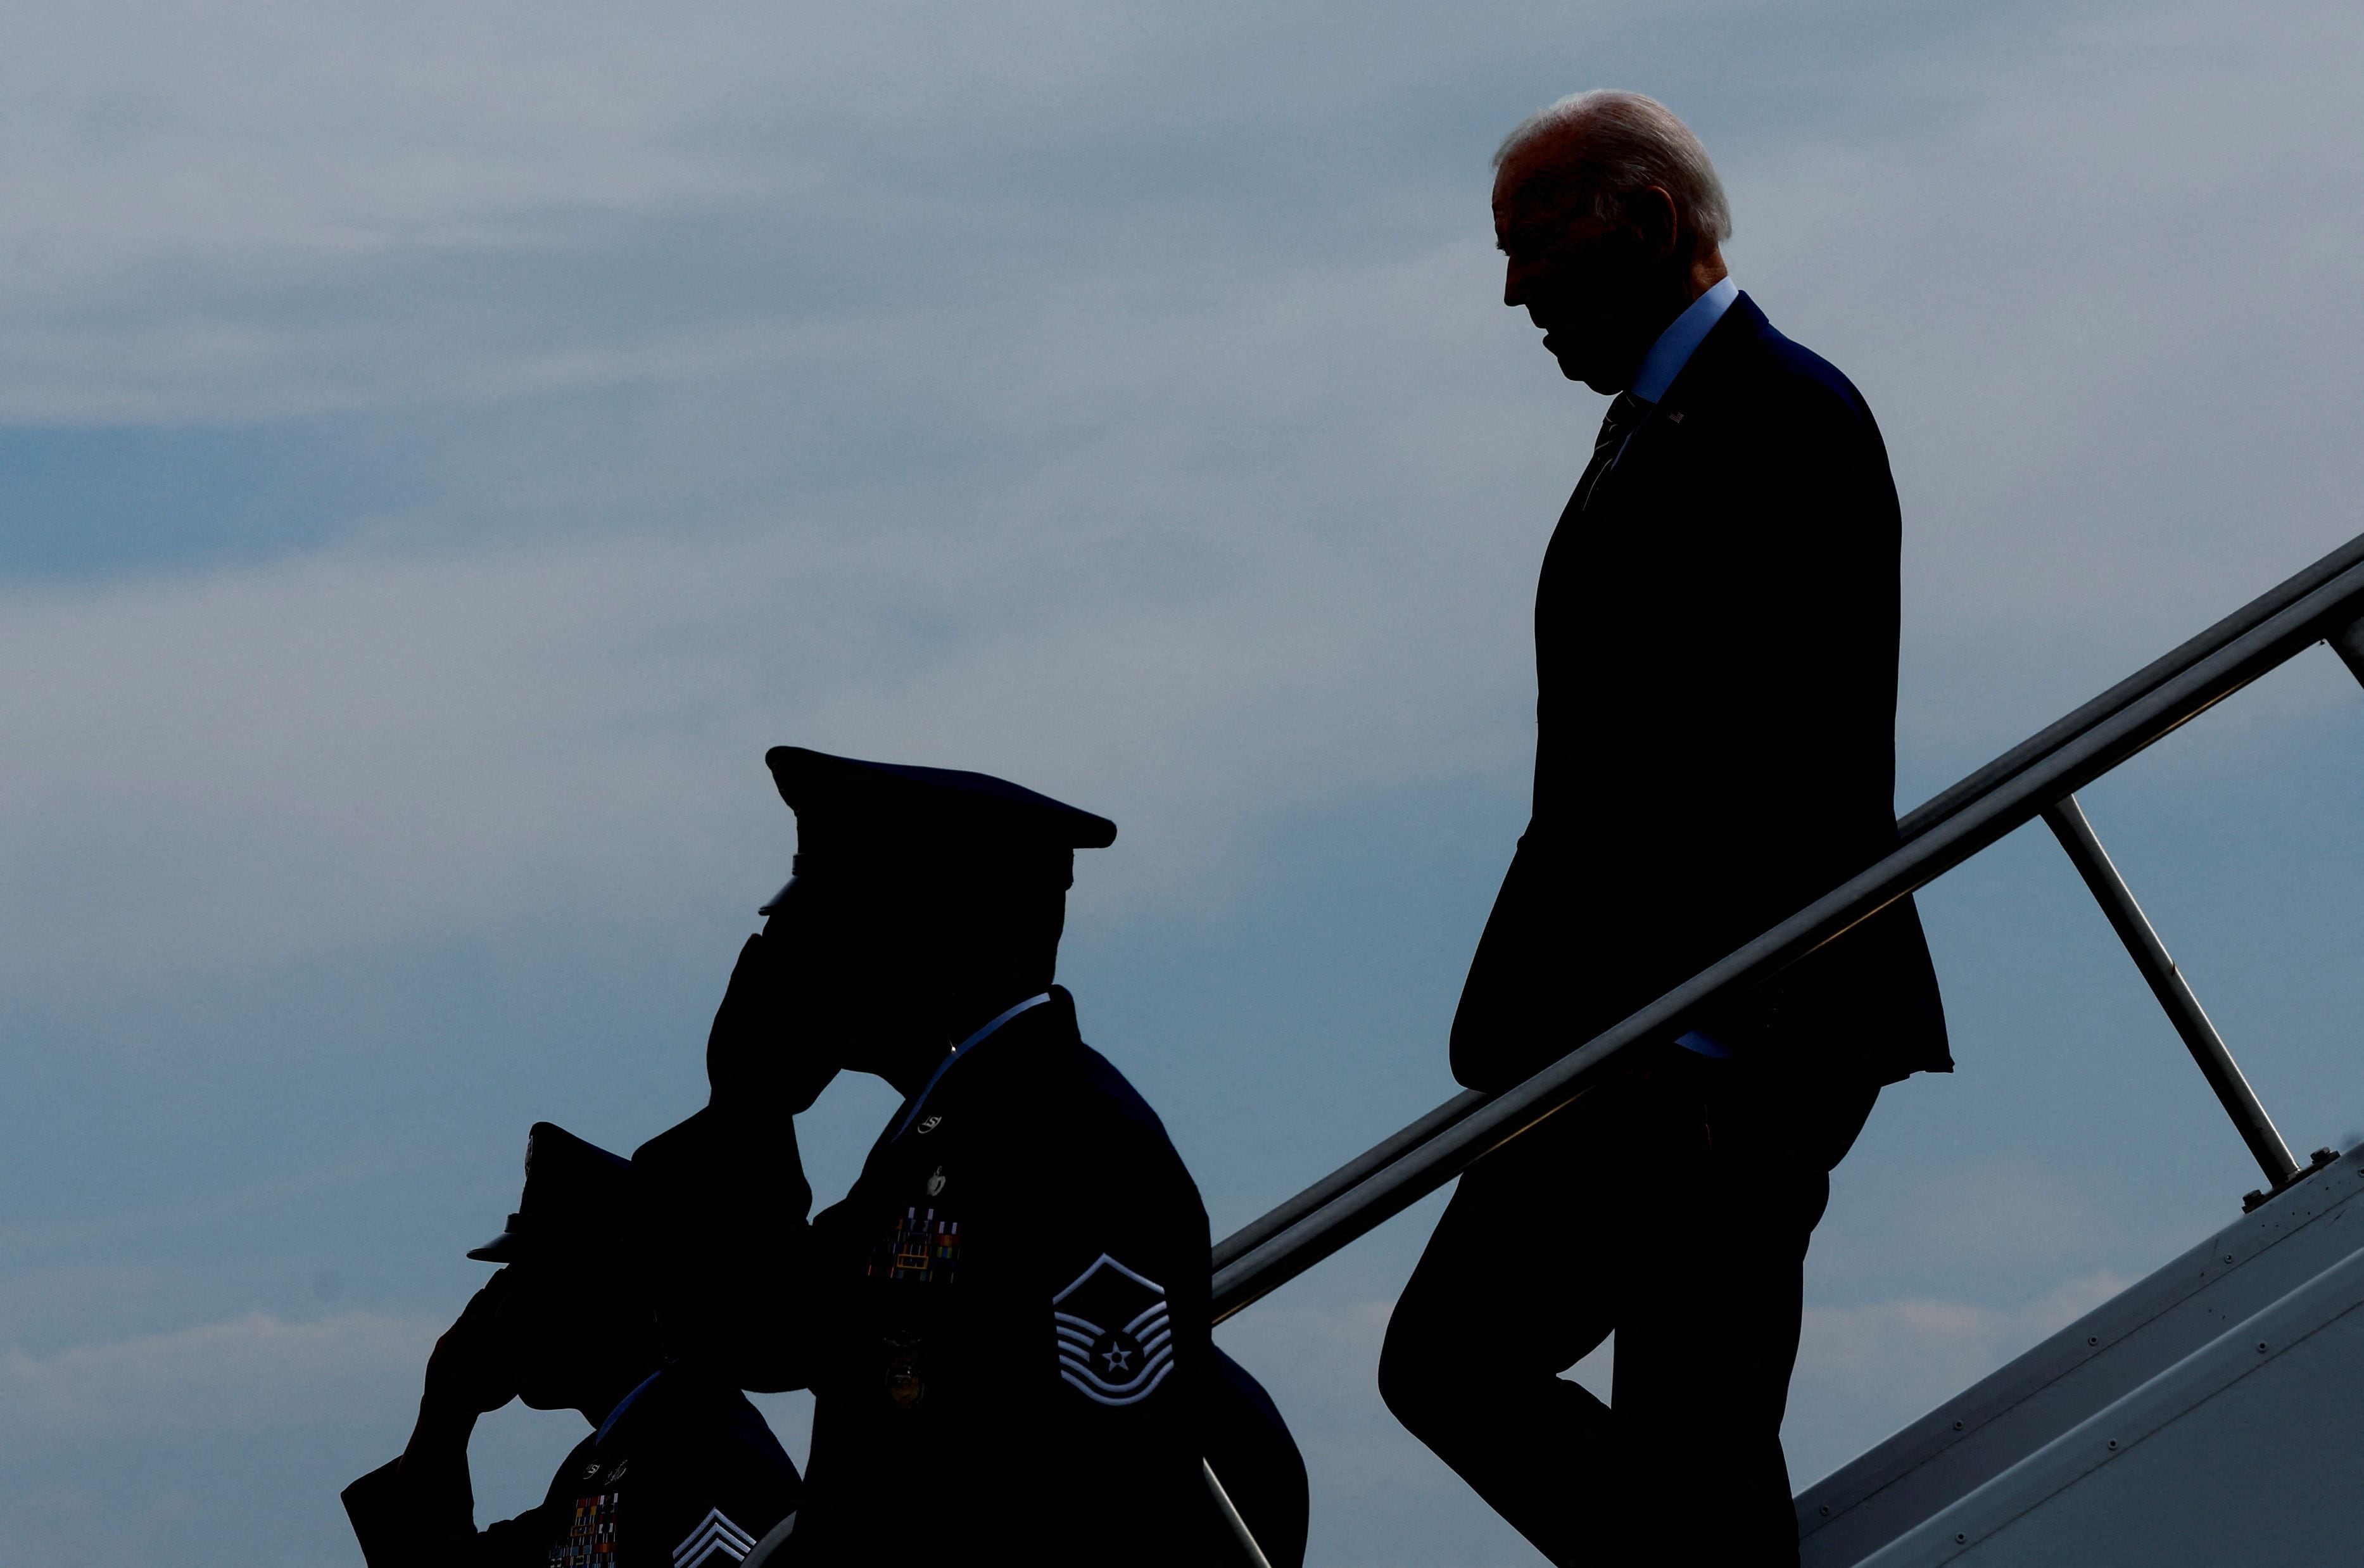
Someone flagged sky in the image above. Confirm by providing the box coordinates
[3,1,2363,1563]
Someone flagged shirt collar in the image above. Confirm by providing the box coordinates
[890,990,1055,1141]
[1628,274,1738,404]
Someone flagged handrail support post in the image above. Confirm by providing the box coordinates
[2040,794,2301,1191]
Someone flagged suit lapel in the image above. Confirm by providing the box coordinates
[1643,291,1766,429]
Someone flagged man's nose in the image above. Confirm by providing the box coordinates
[1503,258,1525,309]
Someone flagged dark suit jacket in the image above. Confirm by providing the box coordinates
[1451,293,1951,1093]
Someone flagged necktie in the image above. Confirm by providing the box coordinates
[1577,392,1648,513]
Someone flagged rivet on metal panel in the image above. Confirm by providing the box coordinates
[2257,1341,2269,1353]
[1819,1506,1830,1517]
[2107,1439,2118,1450]
[2087,1335,2098,1346]
[1955,1533,1968,1545]
[1952,1419,1963,1431]
[2225,1253,2236,1263]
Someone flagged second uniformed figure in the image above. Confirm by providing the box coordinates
[344,1122,802,1567]
[640,747,1296,1565]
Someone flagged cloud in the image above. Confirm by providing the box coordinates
[6,2,2364,1564]
[0,1279,2135,1565]
[0,1311,439,1443]
[1213,1269,2140,1525]
[1795,1270,2136,1426]
[1211,1276,2148,1565]
[0,1,1503,423]
[1218,1299,1416,1492]
[1216,1294,1556,1566]
[0,236,1560,1011]
[15,0,2360,1020]
[0,510,1529,1008]
[1819,1152,2110,1284]
[1723,0,2364,767]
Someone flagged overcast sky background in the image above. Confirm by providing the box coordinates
[4,2,2363,1564]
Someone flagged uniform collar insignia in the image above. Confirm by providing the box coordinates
[890,991,1054,1141]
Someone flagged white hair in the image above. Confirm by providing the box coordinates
[1494,90,1733,246]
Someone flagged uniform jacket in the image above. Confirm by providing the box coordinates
[1452,293,1950,1094]
[342,1368,800,1567]
[783,987,1225,1565]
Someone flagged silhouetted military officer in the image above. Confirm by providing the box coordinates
[636,747,1301,1566]
[343,1122,802,1567]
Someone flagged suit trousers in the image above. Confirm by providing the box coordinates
[1378,1047,1876,1567]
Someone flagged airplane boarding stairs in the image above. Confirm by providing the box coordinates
[1206,527,2364,1563]
[1797,1142,2364,1565]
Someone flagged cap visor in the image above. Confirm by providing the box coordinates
[465,1232,520,1263]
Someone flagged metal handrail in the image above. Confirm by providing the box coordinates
[1211,529,2364,1277]
[1895,529,2364,839]
[1210,533,2364,1322]
[1211,1089,1487,1273]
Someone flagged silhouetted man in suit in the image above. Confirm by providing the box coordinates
[1377,91,1950,1566]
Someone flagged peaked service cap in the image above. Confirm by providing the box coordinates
[467,1122,633,1263]
[760,745,1115,904]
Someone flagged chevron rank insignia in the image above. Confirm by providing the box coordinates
[1052,1254,1175,1407]
[673,1507,758,1567]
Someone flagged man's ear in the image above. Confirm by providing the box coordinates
[1627,185,1682,261]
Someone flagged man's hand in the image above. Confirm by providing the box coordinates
[399,1275,518,1487]
[633,1105,819,1391]
[420,1275,521,1424]
[706,930,840,1118]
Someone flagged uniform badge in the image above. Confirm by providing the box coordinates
[882,1330,926,1408]
[1052,1254,1175,1407]
[553,1491,617,1566]
[916,1115,943,1136]
[866,1206,961,1284]
[672,1507,759,1567]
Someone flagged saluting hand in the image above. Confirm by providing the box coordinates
[707,929,839,1117]
[420,1274,522,1422]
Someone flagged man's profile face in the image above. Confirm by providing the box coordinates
[494,1260,616,1410]
[1493,146,1665,394]
[762,875,942,1073]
